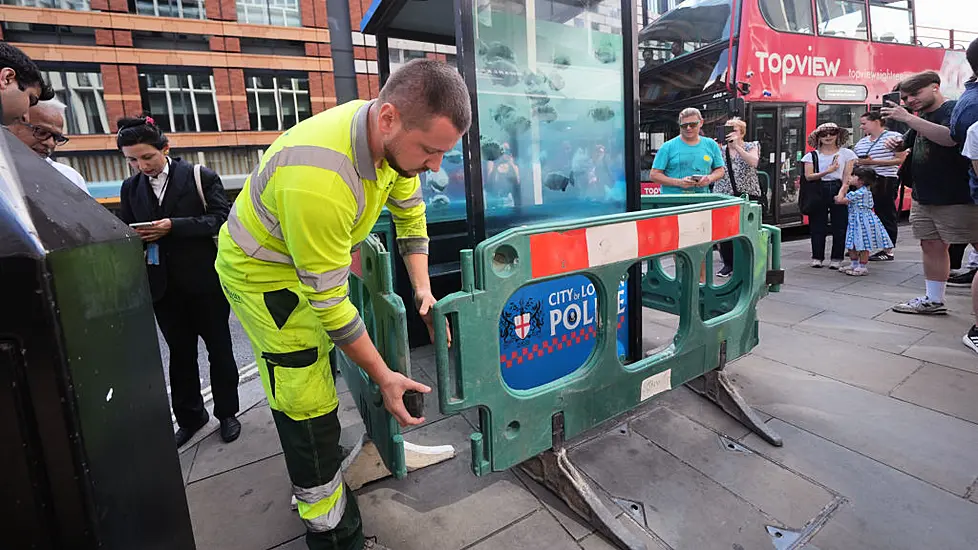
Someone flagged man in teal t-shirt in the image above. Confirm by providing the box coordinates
[650,107,725,194]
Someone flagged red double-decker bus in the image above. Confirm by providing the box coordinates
[638,0,975,226]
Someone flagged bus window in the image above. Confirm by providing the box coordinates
[817,104,867,145]
[869,0,914,45]
[637,0,737,69]
[816,0,868,40]
[758,0,814,34]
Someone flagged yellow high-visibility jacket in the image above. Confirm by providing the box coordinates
[215,99,428,346]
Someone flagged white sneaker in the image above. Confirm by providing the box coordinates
[811,259,823,268]
[828,261,842,270]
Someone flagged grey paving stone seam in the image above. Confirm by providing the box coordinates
[267,535,303,550]
[781,495,847,550]
[886,362,928,397]
[510,468,590,543]
[576,472,675,550]
[187,448,287,487]
[885,395,978,428]
[965,478,978,501]
[183,443,200,485]
[456,507,542,550]
[749,414,974,500]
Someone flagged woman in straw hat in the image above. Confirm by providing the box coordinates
[802,122,858,269]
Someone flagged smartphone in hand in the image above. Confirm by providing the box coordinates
[129,221,155,229]
[882,91,901,107]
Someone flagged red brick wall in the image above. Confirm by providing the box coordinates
[356,74,371,100]
[225,37,241,52]
[309,71,338,113]
[107,0,127,12]
[219,0,237,21]
[206,0,222,19]
[210,36,226,51]
[229,69,249,131]
[95,29,114,46]
[113,30,133,48]
[213,68,235,130]
[314,0,328,27]
[300,0,316,27]
[101,64,124,132]
[91,0,108,10]
[118,65,143,119]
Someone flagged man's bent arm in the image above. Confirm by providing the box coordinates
[904,115,956,147]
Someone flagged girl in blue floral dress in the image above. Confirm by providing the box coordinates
[834,167,894,276]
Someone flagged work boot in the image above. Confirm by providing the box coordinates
[363,536,392,550]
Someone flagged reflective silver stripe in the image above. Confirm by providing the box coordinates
[225,205,294,265]
[351,100,377,180]
[387,186,423,210]
[293,469,344,504]
[250,145,367,234]
[294,470,347,533]
[327,315,366,346]
[302,489,347,533]
[296,266,350,293]
[309,295,347,309]
[398,237,430,256]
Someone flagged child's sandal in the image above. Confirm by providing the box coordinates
[848,267,868,276]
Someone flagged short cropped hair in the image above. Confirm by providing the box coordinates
[861,111,883,122]
[678,107,702,121]
[0,42,51,98]
[36,98,67,116]
[727,117,747,135]
[899,71,941,95]
[378,59,471,134]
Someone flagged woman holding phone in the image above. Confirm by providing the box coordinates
[116,116,242,448]
[713,117,761,277]
[802,122,858,269]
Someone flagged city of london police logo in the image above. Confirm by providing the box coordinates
[500,298,543,345]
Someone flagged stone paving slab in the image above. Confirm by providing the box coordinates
[730,355,978,496]
[901,330,978,374]
[752,323,922,395]
[632,407,836,530]
[576,514,671,550]
[511,468,595,541]
[187,454,304,550]
[179,446,196,484]
[756,298,823,327]
[355,415,541,550]
[890,362,978,424]
[571,426,779,550]
[744,419,978,550]
[791,310,929,355]
[766,285,895,319]
[467,509,580,550]
[188,402,281,484]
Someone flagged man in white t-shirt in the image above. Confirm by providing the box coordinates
[8,99,89,195]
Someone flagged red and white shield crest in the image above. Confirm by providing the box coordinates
[513,313,531,339]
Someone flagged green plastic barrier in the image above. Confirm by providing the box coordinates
[432,196,779,475]
[333,233,413,479]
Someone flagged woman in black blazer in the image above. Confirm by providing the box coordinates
[116,116,241,446]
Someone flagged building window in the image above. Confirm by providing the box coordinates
[389,48,427,72]
[236,0,301,27]
[134,0,205,20]
[42,70,109,135]
[245,74,312,131]
[758,0,814,34]
[869,0,913,44]
[140,71,221,133]
[816,0,868,40]
[0,0,89,9]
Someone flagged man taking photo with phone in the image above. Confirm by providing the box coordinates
[882,71,978,340]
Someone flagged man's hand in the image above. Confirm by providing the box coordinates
[884,136,904,151]
[377,371,431,427]
[135,218,172,242]
[415,289,451,347]
[881,102,912,123]
[681,176,699,188]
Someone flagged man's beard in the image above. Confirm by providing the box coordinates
[384,141,419,178]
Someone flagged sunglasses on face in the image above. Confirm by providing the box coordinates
[820,130,840,136]
[679,122,700,129]
[18,121,69,145]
